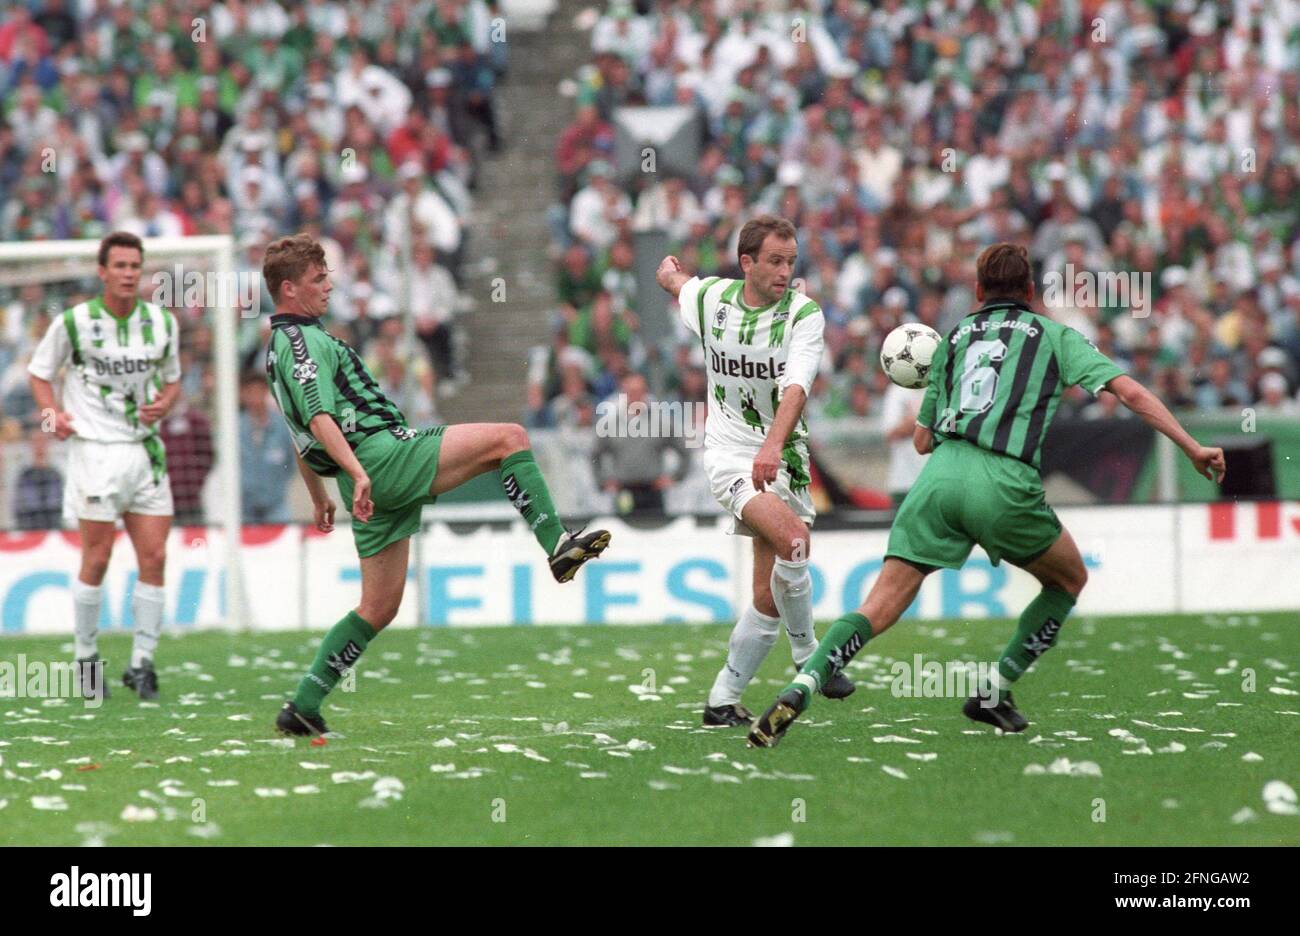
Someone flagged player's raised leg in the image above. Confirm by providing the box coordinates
[119,512,170,700]
[277,537,408,736]
[430,422,610,582]
[73,519,116,700]
[703,535,781,726]
[746,493,855,699]
[964,528,1088,732]
[749,557,928,748]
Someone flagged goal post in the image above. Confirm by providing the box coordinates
[0,235,244,630]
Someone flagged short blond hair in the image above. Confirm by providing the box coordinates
[263,233,327,302]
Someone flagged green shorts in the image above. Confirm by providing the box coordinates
[886,438,1061,570]
[336,426,445,558]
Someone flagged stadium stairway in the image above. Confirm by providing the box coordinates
[441,0,582,425]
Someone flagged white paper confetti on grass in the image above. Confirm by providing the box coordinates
[1023,758,1103,778]
[492,743,549,763]
[430,763,457,773]
[873,735,922,744]
[1242,752,1263,762]
[31,796,68,810]
[1156,742,1186,754]
[906,752,938,762]
[293,785,321,795]
[625,739,654,751]
[255,738,294,749]
[647,780,679,791]
[1231,808,1258,824]
[1268,686,1299,696]
[298,762,330,770]
[207,779,238,788]
[254,788,288,798]
[572,692,593,699]
[663,765,708,776]
[881,766,908,779]
[432,738,456,748]
[188,823,222,839]
[120,805,156,822]
[579,772,608,779]
[753,833,794,847]
[331,771,378,784]
[1262,780,1298,816]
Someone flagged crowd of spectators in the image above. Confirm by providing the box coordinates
[532,0,1300,437]
[0,0,507,526]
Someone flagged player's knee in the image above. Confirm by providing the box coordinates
[497,423,530,460]
[80,559,110,584]
[138,546,167,578]
[776,524,810,562]
[1064,562,1088,597]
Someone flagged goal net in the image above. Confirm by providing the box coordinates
[0,235,247,630]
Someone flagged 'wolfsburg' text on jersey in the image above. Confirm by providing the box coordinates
[918,299,1125,469]
[678,276,825,451]
[27,297,181,444]
[265,313,412,477]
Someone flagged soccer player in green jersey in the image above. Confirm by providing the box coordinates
[261,234,610,737]
[749,243,1226,747]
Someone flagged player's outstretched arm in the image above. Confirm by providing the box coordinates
[913,424,934,455]
[1105,375,1226,482]
[307,413,374,522]
[655,255,691,297]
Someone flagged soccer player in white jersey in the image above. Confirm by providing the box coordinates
[27,232,181,701]
[656,215,854,728]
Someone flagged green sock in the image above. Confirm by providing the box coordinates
[293,610,377,715]
[782,612,873,711]
[993,588,1076,700]
[500,449,566,554]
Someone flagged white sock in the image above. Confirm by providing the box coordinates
[131,581,166,668]
[72,578,102,660]
[707,605,780,708]
[772,557,816,666]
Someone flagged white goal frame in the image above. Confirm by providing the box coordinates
[0,235,244,629]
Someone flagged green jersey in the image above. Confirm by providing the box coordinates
[265,313,412,477]
[917,299,1124,469]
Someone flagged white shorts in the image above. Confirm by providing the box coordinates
[63,438,174,523]
[702,443,815,537]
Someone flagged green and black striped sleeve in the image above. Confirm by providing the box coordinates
[273,324,339,424]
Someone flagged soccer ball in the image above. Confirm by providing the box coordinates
[880,323,942,389]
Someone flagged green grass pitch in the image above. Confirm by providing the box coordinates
[1,613,1297,846]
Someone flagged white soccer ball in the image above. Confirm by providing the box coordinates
[880,323,942,389]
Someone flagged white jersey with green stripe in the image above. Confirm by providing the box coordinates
[28,296,181,443]
[678,275,825,451]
